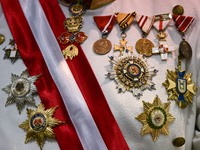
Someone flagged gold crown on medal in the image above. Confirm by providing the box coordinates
[64,16,83,32]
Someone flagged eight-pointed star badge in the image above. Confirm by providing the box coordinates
[19,103,64,150]
[135,95,175,141]
[2,70,41,114]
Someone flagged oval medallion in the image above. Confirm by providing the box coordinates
[135,38,154,56]
[11,78,30,97]
[179,40,192,59]
[0,34,5,45]
[93,39,112,55]
[30,113,47,132]
[173,137,185,147]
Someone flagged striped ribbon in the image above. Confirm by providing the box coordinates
[173,14,195,34]
[94,14,116,34]
[153,13,172,31]
[1,0,129,150]
[135,14,155,34]
[115,12,136,29]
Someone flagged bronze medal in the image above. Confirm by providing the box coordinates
[179,40,192,59]
[173,137,185,147]
[172,5,184,15]
[136,38,154,56]
[93,38,112,55]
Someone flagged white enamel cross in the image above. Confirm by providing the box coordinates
[152,40,175,60]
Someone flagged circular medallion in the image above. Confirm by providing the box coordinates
[173,137,185,147]
[30,113,47,132]
[148,107,167,129]
[0,34,5,45]
[179,40,192,59]
[135,38,154,56]
[93,39,112,55]
[172,5,184,15]
[11,78,30,97]
[127,64,141,77]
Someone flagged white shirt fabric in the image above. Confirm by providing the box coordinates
[0,0,200,150]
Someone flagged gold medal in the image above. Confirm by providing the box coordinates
[173,137,185,147]
[172,5,184,15]
[0,34,5,44]
[19,103,64,150]
[2,70,41,114]
[135,95,175,141]
[135,38,154,56]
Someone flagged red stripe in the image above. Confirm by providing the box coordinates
[1,0,83,149]
[140,16,148,29]
[159,16,163,31]
[39,0,129,149]
[138,15,144,24]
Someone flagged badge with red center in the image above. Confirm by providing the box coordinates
[58,1,87,60]
[19,103,64,150]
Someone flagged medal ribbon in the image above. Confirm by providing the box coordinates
[1,0,129,150]
[94,14,116,34]
[135,14,155,34]
[115,12,136,29]
[153,14,172,31]
[173,14,195,34]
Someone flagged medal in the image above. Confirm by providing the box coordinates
[19,103,64,150]
[93,15,116,55]
[114,12,136,56]
[172,5,184,15]
[135,95,175,141]
[58,0,87,60]
[135,14,155,56]
[162,13,197,109]
[0,34,5,44]
[2,70,41,114]
[106,52,158,98]
[3,39,21,63]
[152,13,176,60]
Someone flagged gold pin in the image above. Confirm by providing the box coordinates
[173,137,185,147]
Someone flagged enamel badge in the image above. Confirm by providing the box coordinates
[135,95,175,141]
[163,68,197,108]
[3,39,21,63]
[19,103,64,150]
[106,52,158,98]
[2,70,41,114]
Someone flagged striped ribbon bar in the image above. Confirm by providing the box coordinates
[115,12,136,29]
[1,0,129,149]
[173,14,195,34]
[94,14,116,34]
[135,14,155,34]
[153,13,172,31]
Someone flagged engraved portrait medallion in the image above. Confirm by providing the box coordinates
[135,38,154,56]
[93,38,112,55]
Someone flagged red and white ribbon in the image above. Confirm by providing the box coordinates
[94,14,116,34]
[1,0,129,150]
[173,14,195,33]
[153,14,172,31]
[135,14,155,34]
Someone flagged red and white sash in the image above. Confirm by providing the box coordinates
[1,0,129,149]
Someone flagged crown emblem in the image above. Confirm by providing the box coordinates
[64,16,83,33]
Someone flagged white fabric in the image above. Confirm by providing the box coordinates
[18,0,107,150]
[0,0,200,150]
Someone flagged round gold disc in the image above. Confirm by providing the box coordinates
[93,39,112,55]
[173,137,185,147]
[172,5,184,15]
[0,34,5,45]
[135,38,154,56]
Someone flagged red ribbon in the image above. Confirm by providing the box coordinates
[94,15,116,34]
[173,14,194,34]
[1,0,129,149]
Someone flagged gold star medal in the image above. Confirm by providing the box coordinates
[135,95,175,141]
[2,70,41,114]
[19,103,64,150]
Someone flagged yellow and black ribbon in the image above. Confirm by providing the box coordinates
[115,12,136,29]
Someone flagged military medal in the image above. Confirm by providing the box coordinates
[58,0,87,60]
[19,103,64,150]
[2,70,41,114]
[0,34,5,44]
[93,15,116,55]
[152,13,176,60]
[172,5,184,15]
[163,14,197,109]
[106,52,158,98]
[3,39,21,63]
[135,95,175,141]
[114,12,136,56]
[135,14,155,56]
